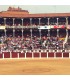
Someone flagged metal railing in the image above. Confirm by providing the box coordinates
[6,25,39,29]
[5,25,67,29]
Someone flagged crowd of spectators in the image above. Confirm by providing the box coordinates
[0,30,69,52]
[0,17,70,52]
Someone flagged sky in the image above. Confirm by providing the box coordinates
[0,5,70,14]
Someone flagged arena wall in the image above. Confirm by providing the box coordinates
[0,51,70,59]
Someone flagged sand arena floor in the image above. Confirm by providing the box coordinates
[0,58,70,75]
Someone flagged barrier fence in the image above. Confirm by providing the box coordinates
[0,50,70,59]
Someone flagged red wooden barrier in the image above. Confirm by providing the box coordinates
[0,54,3,58]
[12,52,18,58]
[34,53,39,57]
[26,52,32,58]
[56,52,62,57]
[3,52,10,58]
[41,52,47,57]
[19,53,25,58]
[48,52,54,57]
[63,52,69,57]
[0,51,69,59]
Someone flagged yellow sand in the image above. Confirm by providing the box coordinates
[0,58,70,75]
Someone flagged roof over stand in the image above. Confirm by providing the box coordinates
[0,7,70,18]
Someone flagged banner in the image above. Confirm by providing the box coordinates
[58,25,65,28]
[0,26,5,29]
[54,25,65,29]
[38,25,65,29]
[50,25,54,28]
[38,26,51,29]
[54,25,59,29]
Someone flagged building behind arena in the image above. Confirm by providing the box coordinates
[0,7,70,58]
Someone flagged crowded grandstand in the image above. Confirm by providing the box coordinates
[0,7,70,58]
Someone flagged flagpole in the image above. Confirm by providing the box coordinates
[57,18,59,38]
[63,17,68,49]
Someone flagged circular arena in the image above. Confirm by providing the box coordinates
[0,7,70,74]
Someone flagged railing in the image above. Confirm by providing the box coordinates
[0,49,70,59]
[5,25,67,29]
[6,25,39,29]
[2,49,70,53]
